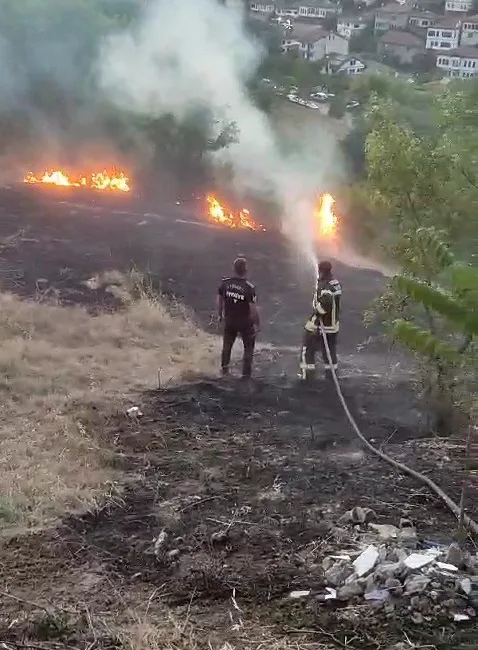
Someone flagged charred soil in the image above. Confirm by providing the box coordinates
[0,186,476,650]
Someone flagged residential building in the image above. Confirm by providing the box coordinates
[249,2,275,13]
[354,0,376,6]
[274,0,341,20]
[337,15,371,38]
[374,3,411,33]
[408,11,438,29]
[426,17,461,50]
[327,53,367,73]
[436,46,478,76]
[461,15,478,45]
[444,0,472,13]
[378,29,425,63]
[282,24,349,60]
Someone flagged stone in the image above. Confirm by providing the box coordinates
[325,562,354,586]
[353,545,379,577]
[399,517,414,529]
[338,506,376,525]
[337,580,364,600]
[404,553,435,570]
[458,578,472,596]
[397,527,418,548]
[369,523,399,540]
[375,562,406,581]
[405,575,430,595]
[167,549,180,560]
[385,577,403,596]
[446,543,465,569]
[410,612,424,624]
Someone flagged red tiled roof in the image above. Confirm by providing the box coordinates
[379,29,424,46]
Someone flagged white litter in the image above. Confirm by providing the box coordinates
[404,553,436,570]
[436,561,459,572]
[289,590,310,599]
[329,554,351,561]
[324,587,337,600]
[353,545,379,577]
[459,578,472,595]
[126,406,143,417]
[453,613,470,622]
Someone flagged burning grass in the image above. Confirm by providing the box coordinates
[0,272,218,530]
[24,169,131,191]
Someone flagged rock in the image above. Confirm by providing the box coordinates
[322,556,335,571]
[404,553,435,570]
[338,506,376,525]
[458,578,472,596]
[376,562,406,581]
[446,543,465,569]
[210,531,228,544]
[369,523,399,540]
[378,544,388,561]
[167,549,180,559]
[405,575,430,595]
[353,545,379,577]
[399,517,414,529]
[364,588,390,602]
[325,562,354,586]
[385,577,403,596]
[397,527,418,548]
[337,580,364,600]
[411,612,424,625]
[418,597,431,613]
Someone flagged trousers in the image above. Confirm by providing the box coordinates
[221,323,256,377]
[300,329,338,379]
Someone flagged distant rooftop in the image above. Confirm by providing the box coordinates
[379,29,424,46]
[375,2,411,14]
[446,45,478,57]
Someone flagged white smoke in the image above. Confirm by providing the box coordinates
[96,0,345,269]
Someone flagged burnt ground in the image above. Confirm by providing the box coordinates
[0,184,476,649]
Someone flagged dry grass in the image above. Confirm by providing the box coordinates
[0,272,219,529]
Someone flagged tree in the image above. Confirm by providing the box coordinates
[328,95,347,118]
[363,95,478,433]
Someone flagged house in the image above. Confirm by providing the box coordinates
[354,0,376,6]
[378,30,425,63]
[337,15,371,38]
[436,46,478,76]
[461,15,478,46]
[249,2,275,13]
[374,3,411,33]
[326,53,367,73]
[444,0,473,14]
[408,11,438,29]
[426,17,461,50]
[282,24,349,60]
[274,0,340,19]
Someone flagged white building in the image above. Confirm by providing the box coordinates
[328,54,367,73]
[337,16,370,39]
[444,0,472,13]
[249,2,275,13]
[282,25,349,60]
[275,0,340,19]
[436,46,478,76]
[461,15,478,46]
[426,18,461,50]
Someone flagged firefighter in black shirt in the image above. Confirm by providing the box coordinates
[217,257,259,378]
[300,260,341,380]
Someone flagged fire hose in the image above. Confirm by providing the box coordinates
[318,324,478,537]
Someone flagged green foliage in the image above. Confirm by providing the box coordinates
[362,93,478,432]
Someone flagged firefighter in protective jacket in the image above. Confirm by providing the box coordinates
[300,260,341,380]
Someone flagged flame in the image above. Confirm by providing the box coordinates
[23,169,131,192]
[316,193,337,237]
[206,194,264,230]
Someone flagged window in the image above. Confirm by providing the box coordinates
[473,61,476,67]
[440,42,452,47]
[452,58,460,66]
[438,57,450,64]
[428,30,436,36]
[441,31,453,38]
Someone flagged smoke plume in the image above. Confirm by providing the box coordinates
[97,0,345,268]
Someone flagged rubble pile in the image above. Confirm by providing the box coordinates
[290,507,478,623]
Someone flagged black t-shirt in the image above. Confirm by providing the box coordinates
[218,276,256,327]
